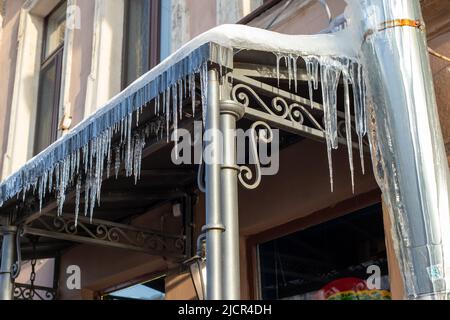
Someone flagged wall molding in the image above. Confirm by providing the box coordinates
[2,0,67,178]
[83,0,124,119]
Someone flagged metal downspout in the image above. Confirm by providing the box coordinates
[220,100,245,300]
[0,225,16,300]
[203,68,224,300]
[354,0,450,299]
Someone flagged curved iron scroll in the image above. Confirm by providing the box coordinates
[238,121,274,190]
[26,214,186,259]
[231,83,325,132]
[14,283,57,300]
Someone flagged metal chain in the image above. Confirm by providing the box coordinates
[29,236,39,299]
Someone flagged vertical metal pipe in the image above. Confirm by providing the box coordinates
[203,68,224,300]
[0,226,16,300]
[350,0,450,299]
[220,101,245,300]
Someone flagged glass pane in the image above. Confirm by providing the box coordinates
[35,60,58,154]
[124,0,151,87]
[160,0,172,61]
[103,276,166,300]
[258,204,391,300]
[44,2,67,59]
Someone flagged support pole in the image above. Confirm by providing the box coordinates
[351,0,450,299]
[203,68,224,300]
[220,100,245,300]
[0,226,16,300]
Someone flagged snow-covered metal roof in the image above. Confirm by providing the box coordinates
[0,24,358,212]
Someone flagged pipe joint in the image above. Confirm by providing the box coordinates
[220,100,245,120]
[0,226,17,235]
[202,224,226,233]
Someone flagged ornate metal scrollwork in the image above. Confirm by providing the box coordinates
[26,214,186,258]
[14,283,56,300]
[238,121,274,190]
[231,83,325,132]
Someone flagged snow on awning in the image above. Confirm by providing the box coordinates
[0,24,359,219]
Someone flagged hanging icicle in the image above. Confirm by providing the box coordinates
[319,57,342,192]
[200,62,208,126]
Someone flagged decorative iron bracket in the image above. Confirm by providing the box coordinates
[14,283,57,300]
[231,73,361,149]
[22,214,186,260]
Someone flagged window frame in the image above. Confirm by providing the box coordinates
[245,190,382,299]
[33,1,67,155]
[121,0,161,89]
[237,0,282,25]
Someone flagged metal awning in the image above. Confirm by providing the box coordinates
[1,1,450,301]
[0,23,364,300]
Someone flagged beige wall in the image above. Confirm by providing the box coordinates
[0,0,449,300]
[67,0,95,126]
[0,0,24,178]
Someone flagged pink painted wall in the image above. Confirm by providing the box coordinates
[186,0,217,39]
[0,0,24,177]
[67,0,95,126]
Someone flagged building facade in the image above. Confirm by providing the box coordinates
[0,0,449,300]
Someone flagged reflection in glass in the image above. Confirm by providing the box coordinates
[258,204,391,300]
[35,60,58,154]
[123,0,151,87]
[43,2,67,59]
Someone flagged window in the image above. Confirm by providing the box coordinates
[34,1,66,155]
[258,204,391,300]
[122,0,161,88]
[102,275,166,300]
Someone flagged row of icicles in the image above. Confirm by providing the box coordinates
[10,53,366,226]
[275,53,367,193]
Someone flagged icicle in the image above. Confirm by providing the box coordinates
[84,173,89,217]
[190,73,196,117]
[343,73,355,193]
[133,133,145,185]
[106,129,112,179]
[38,171,47,211]
[312,58,319,90]
[275,53,282,87]
[114,147,121,179]
[126,115,133,177]
[285,55,292,90]
[165,88,170,142]
[173,85,179,149]
[292,55,298,93]
[350,62,366,174]
[75,178,81,227]
[156,95,160,115]
[303,56,320,109]
[320,57,342,192]
[179,80,183,120]
[200,63,208,126]
[48,166,54,194]
[136,106,140,127]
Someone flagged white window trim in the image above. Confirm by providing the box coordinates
[2,0,70,178]
[84,0,124,118]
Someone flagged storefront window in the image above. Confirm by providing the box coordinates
[258,204,391,300]
[102,276,166,300]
